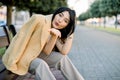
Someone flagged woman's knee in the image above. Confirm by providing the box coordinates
[45,52,64,68]
[29,58,48,74]
[35,58,49,68]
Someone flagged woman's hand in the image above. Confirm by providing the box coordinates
[43,28,61,55]
[48,28,61,38]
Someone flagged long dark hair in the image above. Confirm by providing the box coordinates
[52,7,76,39]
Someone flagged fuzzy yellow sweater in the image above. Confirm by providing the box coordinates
[2,14,52,75]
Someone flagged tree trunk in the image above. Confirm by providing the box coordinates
[103,17,106,28]
[7,5,12,27]
[115,14,117,29]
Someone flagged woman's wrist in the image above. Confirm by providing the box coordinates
[49,28,61,38]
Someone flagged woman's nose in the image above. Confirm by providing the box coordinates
[58,18,63,23]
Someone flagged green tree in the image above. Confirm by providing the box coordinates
[100,0,120,28]
[27,0,67,16]
[106,0,120,28]
[15,0,67,16]
[99,0,108,17]
[78,10,91,21]
[78,0,101,22]
[0,0,67,26]
[90,0,101,18]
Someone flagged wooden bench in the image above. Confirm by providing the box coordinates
[0,25,17,48]
[0,25,10,48]
[0,25,10,79]
[0,25,18,80]
[0,25,10,73]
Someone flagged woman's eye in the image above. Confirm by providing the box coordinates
[64,20,69,23]
[64,20,68,23]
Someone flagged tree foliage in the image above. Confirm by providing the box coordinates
[78,10,91,21]
[1,0,67,15]
[78,0,120,21]
[99,0,111,17]
[0,0,67,25]
[90,0,101,18]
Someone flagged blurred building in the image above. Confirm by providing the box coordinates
[0,6,6,21]
[12,8,30,25]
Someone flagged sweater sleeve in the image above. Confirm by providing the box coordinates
[2,14,45,71]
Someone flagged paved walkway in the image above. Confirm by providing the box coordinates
[68,25,120,80]
[1,24,120,80]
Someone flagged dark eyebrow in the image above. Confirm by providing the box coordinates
[61,12,64,16]
[61,12,70,22]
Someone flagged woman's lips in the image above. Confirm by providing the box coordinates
[55,22,59,26]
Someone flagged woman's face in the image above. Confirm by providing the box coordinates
[52,11,70,29]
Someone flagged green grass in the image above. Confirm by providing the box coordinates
[0,47,6,57]
[97,26,120,34]
[85,24,120,35]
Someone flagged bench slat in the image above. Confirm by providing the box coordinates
[0,36,9,48]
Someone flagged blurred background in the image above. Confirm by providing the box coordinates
[0,0,120,29]
[0,0,120,80]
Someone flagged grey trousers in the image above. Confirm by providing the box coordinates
[29,52,84,80]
